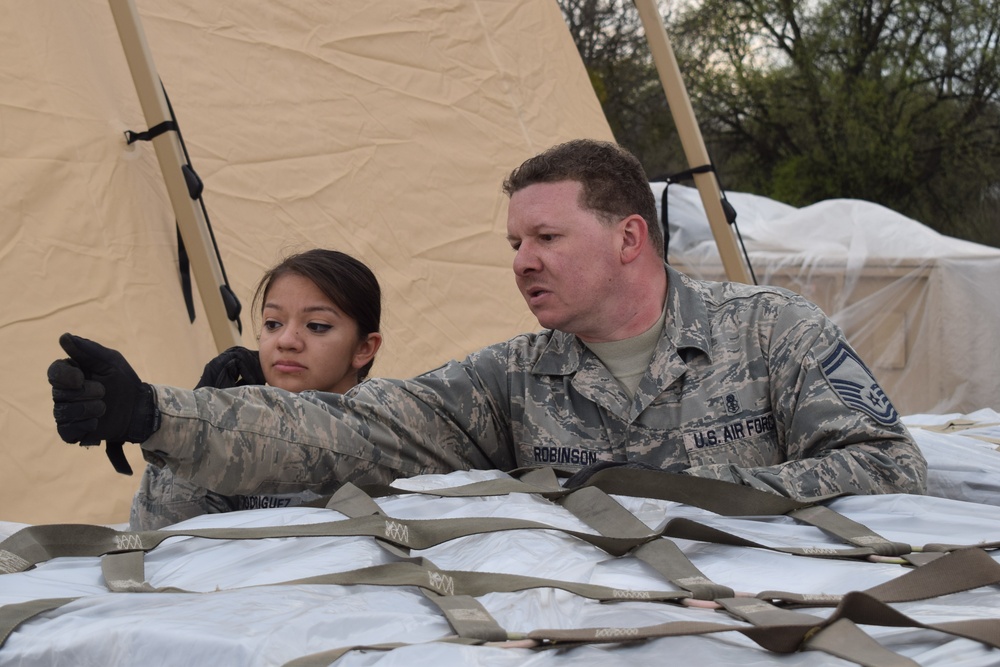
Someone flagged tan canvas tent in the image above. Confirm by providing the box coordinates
[0,0,614,525]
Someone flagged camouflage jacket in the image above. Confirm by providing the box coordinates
[143,266,927,500]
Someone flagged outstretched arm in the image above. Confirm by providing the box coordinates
[48,333,518,497]
[143,353,517,496]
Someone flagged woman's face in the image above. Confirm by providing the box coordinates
[258,273,379,394]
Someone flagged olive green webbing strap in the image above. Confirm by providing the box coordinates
[275,535,945,667]
[558,485,736,600]
[324,483,508,642]
[0,598,77,649]
[95,483,646,641]
[379,466,809,515]
[400,471,928,596]
[1,470,976,579]
[103,552,1000,667]
[278,561,688,602]
[520,549,1000,657]
[522,480,981,667]
[378,469,954,563]
[5,484,1000,663]
[805,619,920,667]
[98,548,687,606]
[102,549,156,593]
[551,484,922,667]
[278,480,940,667]
[0,512,654,575]
[472,468,992,565]
[0,478,846,654]
[15,553,998,667]
[513,475,1000,659]
[1,471,992,595]
[0,504,671,647]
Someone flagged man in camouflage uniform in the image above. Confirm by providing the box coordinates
[49,139,926,503]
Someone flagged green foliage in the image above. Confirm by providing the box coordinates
[558,0,687,179]
[558,0,1000,248]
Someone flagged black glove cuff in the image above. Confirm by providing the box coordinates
[126,383,161,443]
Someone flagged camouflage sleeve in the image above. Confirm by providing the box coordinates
[139,345,517,496]
[130,463,231,530]
[686,298,927,499]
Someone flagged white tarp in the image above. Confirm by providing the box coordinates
[3,412,1000,666]
[656,183,1000,416]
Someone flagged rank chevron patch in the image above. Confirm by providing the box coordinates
[819,341,899,425]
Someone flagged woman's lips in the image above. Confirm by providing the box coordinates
[273,361,306,373]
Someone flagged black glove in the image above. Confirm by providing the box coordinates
[48,333,159,449]
[195,346,264,389]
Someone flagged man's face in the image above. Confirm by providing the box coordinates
[506,180,625,342]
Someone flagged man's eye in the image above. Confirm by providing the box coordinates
[539,234,555,242]
[307,323,332,334]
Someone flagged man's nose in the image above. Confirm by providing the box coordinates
[512,244,539,275]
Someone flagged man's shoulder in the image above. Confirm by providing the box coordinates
[679,268,818,312]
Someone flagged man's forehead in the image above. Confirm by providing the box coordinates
[508,180,587,221]
[511,178,584,200]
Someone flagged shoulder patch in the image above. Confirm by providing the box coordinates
[819,341,899,425]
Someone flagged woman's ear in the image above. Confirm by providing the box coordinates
[352,332,383,371]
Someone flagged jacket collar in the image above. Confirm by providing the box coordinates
[531,264,711,377]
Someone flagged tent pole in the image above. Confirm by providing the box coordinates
[108,0,242,352]
[632,0,752,284]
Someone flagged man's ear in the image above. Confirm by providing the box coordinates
[619,214,649,264]
[352,332,383,371]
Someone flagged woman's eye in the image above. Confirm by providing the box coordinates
[307,322,332,334]
[263,320,282,332]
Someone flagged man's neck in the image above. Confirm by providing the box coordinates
[577,265,668,343]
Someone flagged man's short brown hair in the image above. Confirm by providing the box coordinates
[503,139,663,258]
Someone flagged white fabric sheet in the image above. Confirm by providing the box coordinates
[3,415,1000,666]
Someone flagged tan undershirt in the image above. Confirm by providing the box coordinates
[583,304,667,398]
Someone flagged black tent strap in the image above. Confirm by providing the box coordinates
[122,82,243,335]
[659,163,715,185]
[124,120,177,145]
[651,161,758,284]
[176,226,196,322]
[656,165,735,225]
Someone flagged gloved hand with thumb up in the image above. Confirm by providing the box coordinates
[47,333,160,456]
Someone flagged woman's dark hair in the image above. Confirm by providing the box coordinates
[253,249,382,379]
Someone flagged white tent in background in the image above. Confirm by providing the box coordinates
[0,0,614,525]
[655,183,1000,415]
